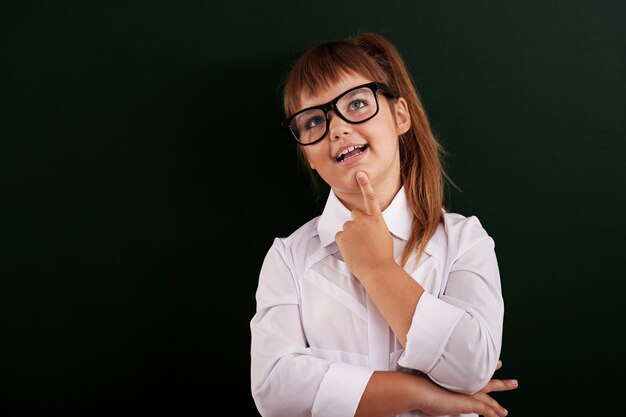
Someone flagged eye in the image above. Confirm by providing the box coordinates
[347,99,368,111]
[305,115,324,129]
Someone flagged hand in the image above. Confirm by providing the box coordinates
[419,385,507,417]
[419,360,518,417]
[335,171,395,280]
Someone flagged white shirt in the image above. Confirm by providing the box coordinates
[250,187,504,417]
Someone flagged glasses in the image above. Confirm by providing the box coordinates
[282,82,395,146]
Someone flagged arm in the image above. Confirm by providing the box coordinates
[420,236,504,393]
[250,239,374,417]
[337,173,504,394]
[355,370,513,417]
[355,262,423,348]
[346,246,502,395]
[252,238,515,417]
[335,172,424,348]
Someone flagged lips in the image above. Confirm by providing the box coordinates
[335,144,368,162]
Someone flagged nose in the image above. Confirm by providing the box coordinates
[327,111,352,141]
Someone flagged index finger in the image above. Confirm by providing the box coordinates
[355,171,381,215]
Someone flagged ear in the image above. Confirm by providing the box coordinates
[393,98,411,135]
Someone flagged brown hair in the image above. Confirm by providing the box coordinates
[282,32,455,266]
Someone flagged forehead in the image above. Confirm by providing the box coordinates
[298,73,373,110]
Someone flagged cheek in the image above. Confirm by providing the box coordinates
[370,124,400,149]
[303,147,324,170]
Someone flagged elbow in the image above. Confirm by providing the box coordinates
[251,366,289,417]
[251,383,283,417]
[430,355,498,395]
[457,365,495,395]
[429,326,501,395]
[458,347,500,395]
[251,359,312,417]
[250,362,277,417]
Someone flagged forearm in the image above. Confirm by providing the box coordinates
[357,370,511,417]
[358,262,424,347]
[356,370,483,417]
[355,371,424,417]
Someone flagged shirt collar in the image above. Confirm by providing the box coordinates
[317,186,413,248]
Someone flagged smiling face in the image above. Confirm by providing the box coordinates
[298,73,411,211]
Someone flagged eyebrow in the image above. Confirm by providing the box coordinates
[300,84,369,110]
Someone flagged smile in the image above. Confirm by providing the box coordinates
[335,145,368,162]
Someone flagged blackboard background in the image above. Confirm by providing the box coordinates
[2,1,625,416]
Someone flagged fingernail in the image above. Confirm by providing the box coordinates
[356,171,366,180]
[510,379,518,386]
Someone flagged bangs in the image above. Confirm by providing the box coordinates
[283,41,388,116]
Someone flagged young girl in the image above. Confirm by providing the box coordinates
[250,32,518,417]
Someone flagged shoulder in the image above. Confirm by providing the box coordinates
[439,211,495,255]
[266,215,321,263]
[442,211,490,240]
[280,215,321,247]
[258,216,322,292]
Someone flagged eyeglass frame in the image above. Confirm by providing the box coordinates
[281,81,396,146]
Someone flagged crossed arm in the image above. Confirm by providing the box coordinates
[251,172,518,416]
[339,172,517,416]
[355,360,517,417]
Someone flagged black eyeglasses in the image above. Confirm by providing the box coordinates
[281,82,396,146]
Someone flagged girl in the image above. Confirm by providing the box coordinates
[250,32,517,417]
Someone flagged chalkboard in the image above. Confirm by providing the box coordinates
[2,1,625,415]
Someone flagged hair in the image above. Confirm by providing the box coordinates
[282,32,456,266]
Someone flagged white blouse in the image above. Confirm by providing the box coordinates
[250,187,504,417]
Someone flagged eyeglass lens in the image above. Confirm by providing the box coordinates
[289,86,378,144]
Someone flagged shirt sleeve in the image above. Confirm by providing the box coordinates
[250,238,374,417]
[398,217,504,394]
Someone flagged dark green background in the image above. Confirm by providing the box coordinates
[2,1,625,415]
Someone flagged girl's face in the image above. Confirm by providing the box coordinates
[298,73,410,210]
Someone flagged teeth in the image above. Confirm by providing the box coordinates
[336,145,364,159]
[342,146,355,156]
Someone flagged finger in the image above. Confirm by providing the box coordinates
[355,171,381,215]
[472,401,502,417]
[481,378,519,393]
[496,360,502,371]
[473,392,508,417]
